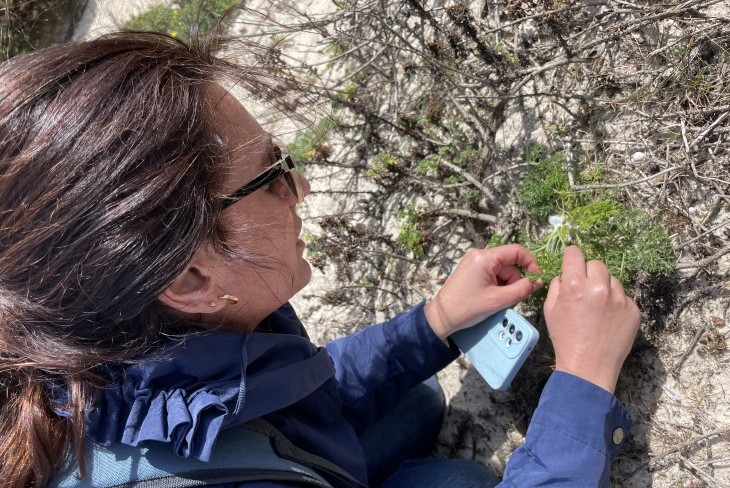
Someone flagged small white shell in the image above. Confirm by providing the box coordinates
[631,151,646,162]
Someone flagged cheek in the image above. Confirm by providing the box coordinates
[223,215,283,250]
[225,205,297,238]
[223,223,299,272]
[219,208,301,276]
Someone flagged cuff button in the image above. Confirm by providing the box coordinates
[612,428,624,445]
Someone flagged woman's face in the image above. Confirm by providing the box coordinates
[205,87,312,329]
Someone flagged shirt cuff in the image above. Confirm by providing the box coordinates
[382,301,460,374]
[530,371,633,459]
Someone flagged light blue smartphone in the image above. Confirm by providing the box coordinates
[450,309,539,391]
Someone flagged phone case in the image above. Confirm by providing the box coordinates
[449,309,539,391]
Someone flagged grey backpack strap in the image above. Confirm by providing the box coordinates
[48,421,339,488]
[246,419,369,488]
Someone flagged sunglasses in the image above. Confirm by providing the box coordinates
[222,145,304,208]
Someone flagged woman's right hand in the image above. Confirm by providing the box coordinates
[543,246,641,394]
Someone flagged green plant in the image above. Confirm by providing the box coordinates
[520,149,675,289]
[578,165,605,184]
[396,204,425,257]
[520,145,575,221]
[453,147,478,168]
[487,233,503,248]
[444,174,463,185]
[124,0,241,40]
[463,188,482,202]
[288,117,338,163]
[416,155,439,176]
[367,150,400,180]
[496,42,519,66]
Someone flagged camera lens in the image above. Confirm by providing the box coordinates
[501,319,508,328]
[508,324,515,334]
[516,331,523,342]
[505,339,512,347]
[499,331,505,340]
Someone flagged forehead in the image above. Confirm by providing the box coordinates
[209,84,270,150]
[208,85,271,188]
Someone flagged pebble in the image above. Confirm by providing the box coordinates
[631,151,646,162]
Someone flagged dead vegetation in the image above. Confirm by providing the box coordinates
[0,0,84,60]
[235,0,730,485]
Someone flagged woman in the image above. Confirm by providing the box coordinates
[0,31,640,488]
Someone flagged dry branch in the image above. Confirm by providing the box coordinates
[677,244,730,270]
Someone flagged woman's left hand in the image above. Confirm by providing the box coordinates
[424,245,543,340]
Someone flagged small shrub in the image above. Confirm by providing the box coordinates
[288,117,338,163]
[520,145,574,221]
[520,148,675,289]
[416,155,439,176]
[453,147,479,168]
[367,150,400,180]
[444,174,463,185]
[463,188,482,202]
[396,204,425,257]
[124,0,241,40]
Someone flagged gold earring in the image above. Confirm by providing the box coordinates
[209,301,217,307]
[219,294,239,305]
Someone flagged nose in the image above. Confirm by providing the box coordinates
[299,173,311,200]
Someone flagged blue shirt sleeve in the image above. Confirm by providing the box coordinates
[324,301,460,431]
[499,371,633,487]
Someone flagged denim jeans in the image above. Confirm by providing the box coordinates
[358,377,501,488]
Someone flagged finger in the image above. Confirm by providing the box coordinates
[543,276,561,314]
[497,265,523,285]
[609,274,626,296]
[561,246,586,281]
[586,259,611,284]
[489,277,535,306]
[492,244,541,273]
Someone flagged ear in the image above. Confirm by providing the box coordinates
[158,250,221,314]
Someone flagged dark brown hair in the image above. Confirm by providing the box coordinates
[0,30,295,487]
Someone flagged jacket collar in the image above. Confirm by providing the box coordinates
[84,304,334,462]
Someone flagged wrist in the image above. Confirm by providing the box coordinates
[423,299,451,341]
[554,361,619,394]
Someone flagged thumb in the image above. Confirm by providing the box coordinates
[489,277,536,308]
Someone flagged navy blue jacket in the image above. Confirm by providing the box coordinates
[84,302,632,487]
